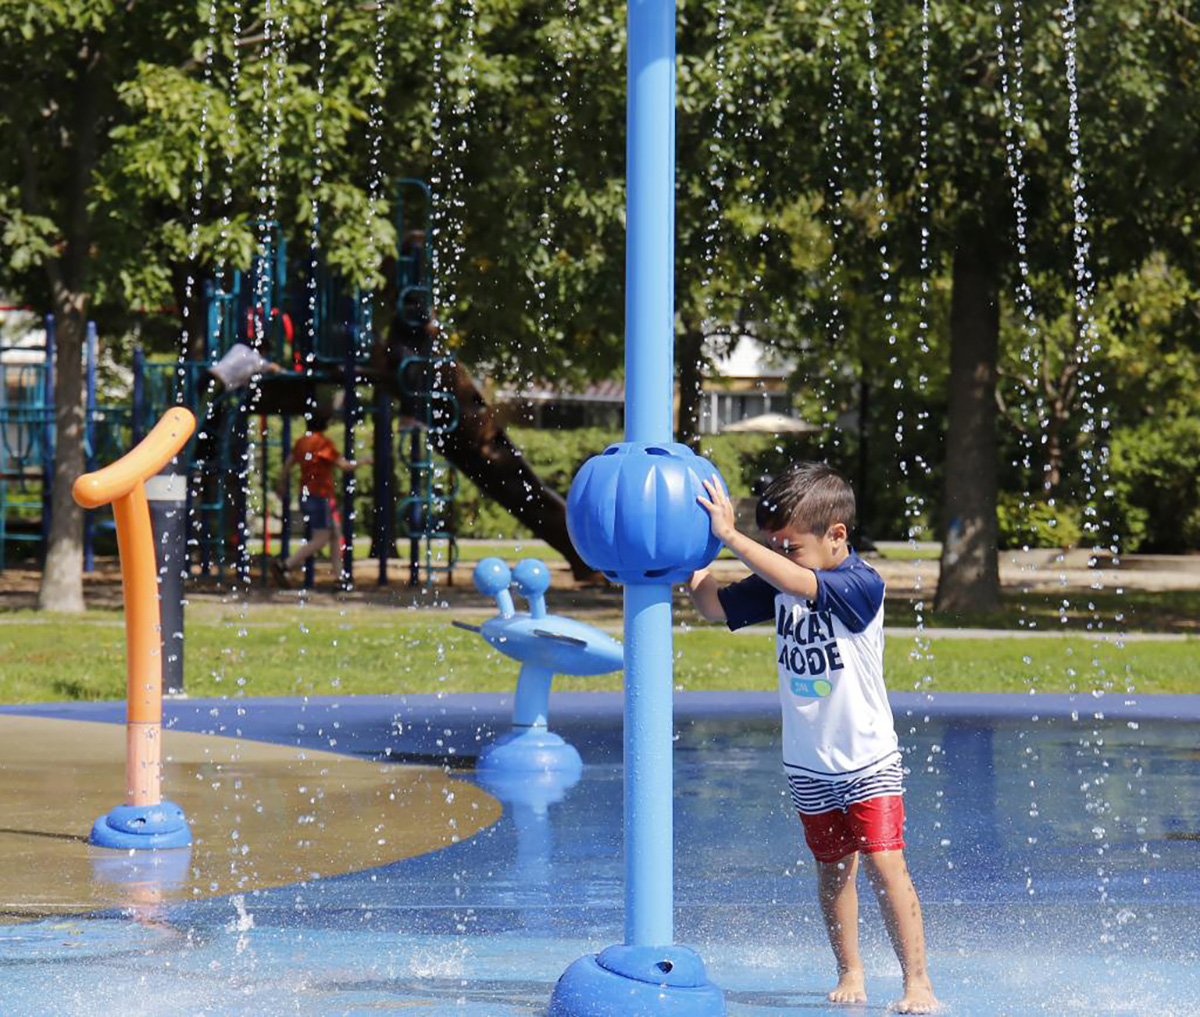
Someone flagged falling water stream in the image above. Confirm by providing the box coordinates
[996,0,1052,899]
[820,0,848,449]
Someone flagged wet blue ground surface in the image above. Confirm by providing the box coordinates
[2,692,1199,1015]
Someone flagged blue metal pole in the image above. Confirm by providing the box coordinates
[41,314,56,545]
[624,0,677,950]
[625,0,676,448]
[342,326,357,589]
[83,321,98,572]
[551,2,724,1010]
[624,584,674,946]
[132,346,146,445]
[280,414,292,561]
[205,280,220,361]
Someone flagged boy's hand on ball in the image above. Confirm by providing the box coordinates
[697,478,737,544]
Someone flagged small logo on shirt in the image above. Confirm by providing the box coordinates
[777,602,844,696]
[790,677,832,698]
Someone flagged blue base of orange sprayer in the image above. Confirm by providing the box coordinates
[89,800,193,850]
[476,727,583,777]
[549,945,726,1016]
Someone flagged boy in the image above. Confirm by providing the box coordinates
[271,413,360,587]
[690,462,937,1014]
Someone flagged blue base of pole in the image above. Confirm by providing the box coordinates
[88,800,193,850]
[549,945,725,1016]
[476,728,582,777]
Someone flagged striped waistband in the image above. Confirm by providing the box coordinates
[786,757,905,815]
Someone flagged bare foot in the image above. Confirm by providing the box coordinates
[828,969,868,1005]
[890,980,939,1013]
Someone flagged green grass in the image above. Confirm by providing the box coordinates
[677,630,1200,694]
[885,588,1200,634]
[0,606,1195,703]
[874,546,942,561]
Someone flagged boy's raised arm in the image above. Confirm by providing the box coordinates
[697,479,819,600]
[688,568,727,622]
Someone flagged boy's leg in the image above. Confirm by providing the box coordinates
[860,850,938,1013]
[330,515,344,584]
[285,528,331,571]
[816,852,867,1004]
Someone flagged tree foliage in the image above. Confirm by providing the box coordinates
[1,0,1198,605]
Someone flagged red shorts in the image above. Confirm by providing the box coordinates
[799,795,906,863]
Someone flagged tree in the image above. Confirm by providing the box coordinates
[3,0,1197,604]
[799,0,1199,608]
[0,2,200,610]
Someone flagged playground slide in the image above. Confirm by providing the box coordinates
[401,357,600,583]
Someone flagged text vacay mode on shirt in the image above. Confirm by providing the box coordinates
[776,601,843,698]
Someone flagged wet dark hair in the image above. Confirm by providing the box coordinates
[755,461,856,536]
[309,411,331,432]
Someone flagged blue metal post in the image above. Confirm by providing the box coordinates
[376,393,392,586]
[131,346,146,445]
[83,321,98,572]
[280,415,292,561]
[342,333,357,589]
[623,0,677,951]
[625,0,676,449]
[205,281,220,362]
[40,314,56,548]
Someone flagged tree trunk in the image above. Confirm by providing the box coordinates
[1043,412,1063,494]
[37,297,86,612]
[676,323,705,449]
[936,229,1001,614]
[36,43,104,613]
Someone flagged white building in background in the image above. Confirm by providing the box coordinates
[698,333,796,434]
[0,307,47,366]
[496,334,807,435]
[0,308,48,415]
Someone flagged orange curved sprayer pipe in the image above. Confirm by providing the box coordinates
[74,408,196,508]
[73,407,196,805]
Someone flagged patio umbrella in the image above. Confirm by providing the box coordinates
[720,411,821,433]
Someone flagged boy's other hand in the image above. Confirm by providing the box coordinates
[697,478,737,544]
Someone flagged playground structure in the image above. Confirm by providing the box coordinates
[0,315,124,572]
[0,181,461,590]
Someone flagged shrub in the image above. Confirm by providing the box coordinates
[1108,416,1200,553]
[996,492,1083,549]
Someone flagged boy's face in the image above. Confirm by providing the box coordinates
[763,522,848,571]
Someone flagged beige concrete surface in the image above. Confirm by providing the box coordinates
[0,715,501,921]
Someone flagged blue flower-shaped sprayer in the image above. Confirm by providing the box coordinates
[455,558,623,774]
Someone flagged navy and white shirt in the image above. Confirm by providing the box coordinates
[717,551,899,783]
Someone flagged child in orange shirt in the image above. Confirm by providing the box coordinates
[272,413,359,586]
